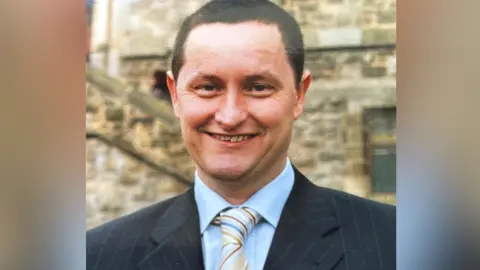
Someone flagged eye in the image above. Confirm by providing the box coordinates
[249,84,274,92]
[195,84,218,91]
[193,83,222,98]
[251,84,268,91]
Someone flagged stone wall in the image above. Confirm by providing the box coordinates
[99,0,396,55]
[86,79,194,229]
[284,0,396,47]
[86,139,188,229]
[290,48,396,200]
[90,0,396,90]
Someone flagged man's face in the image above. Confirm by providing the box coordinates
[167,21,311,184]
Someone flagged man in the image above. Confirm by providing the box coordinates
[87,1,395,269]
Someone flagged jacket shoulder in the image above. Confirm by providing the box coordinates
[314,186,396,221]
[86,194,181,269]
[87,193,179,239]
[311,186,396,243]
[314,186,396,267]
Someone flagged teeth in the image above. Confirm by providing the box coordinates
[213,134,252,142]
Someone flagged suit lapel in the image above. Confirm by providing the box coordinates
[138,189,204,270]
[263,167,344,270]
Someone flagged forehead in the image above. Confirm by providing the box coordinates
[181,22,289,75]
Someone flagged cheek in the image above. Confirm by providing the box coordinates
[253,91,296,114]
[178,95,215,128]
[249,99,294,128]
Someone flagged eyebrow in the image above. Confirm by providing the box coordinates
[187,72,223,85]
[244,71,283,87]
[189,71,284,87]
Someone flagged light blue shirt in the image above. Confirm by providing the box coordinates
[194,158,295,270]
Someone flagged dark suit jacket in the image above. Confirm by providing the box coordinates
[87,167,396,270]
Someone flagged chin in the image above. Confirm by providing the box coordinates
[211,168,248,180]
[203,164,253,182]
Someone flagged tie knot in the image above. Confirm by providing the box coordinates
[215,207,261,240]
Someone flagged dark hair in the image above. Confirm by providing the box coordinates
[170,0,304,88]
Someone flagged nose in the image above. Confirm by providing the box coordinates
[214,90,248,130]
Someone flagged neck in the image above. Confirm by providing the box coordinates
[198,158,288,205]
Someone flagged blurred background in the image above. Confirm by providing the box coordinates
[86,0,396,229]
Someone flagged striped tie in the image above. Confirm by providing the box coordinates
[215,207,261,270]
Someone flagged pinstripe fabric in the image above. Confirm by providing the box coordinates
[216,207,261,270]
[87,166,396,270]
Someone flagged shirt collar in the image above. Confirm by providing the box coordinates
[194,158,295,234]
[194,172,231,234]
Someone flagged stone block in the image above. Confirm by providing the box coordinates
[346,160,366,175]
[362,27,396,44]
[158,178,186,194]
[318,28,363,47]
[295,1,321,13]
[289,151,316,168]
[386,55,396,75]
[105,107,124,121]
[96,182,126,214]
[356,12,376,27]
[331,162,348,174]
[303,137,321,148]
[335,12,354,27]
[304,111,323,122]
[323,116,346,127]
[86,102,98,113]
[346,129,363,143]
[323,127,339,140]
[339,63,362,79]
[318,96,348,112]
[151,138,168,148]
[151,148,170,162]
[292,125,308,137]
[133,178,159,202]
[119,174,140,186]
[175,154,194,166]
[308,124,326,137]
[362,0,377,5]
[168,142,188,156]
[362,65,387,78]
[305,52,338,78]
[318,152,345,162]
[309,12,335,27]
[346,145,364,159]
[302,27,321,48]
[377,9,396,24]
[343,52,364,64]
[346,113,362,126]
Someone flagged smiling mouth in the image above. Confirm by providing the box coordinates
[205,132,258,143]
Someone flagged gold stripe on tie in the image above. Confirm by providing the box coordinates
[216,207,261,270]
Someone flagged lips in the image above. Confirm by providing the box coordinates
[204,132,258,143]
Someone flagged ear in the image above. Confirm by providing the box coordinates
[293,70,312,120]
[166,71,180,118]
